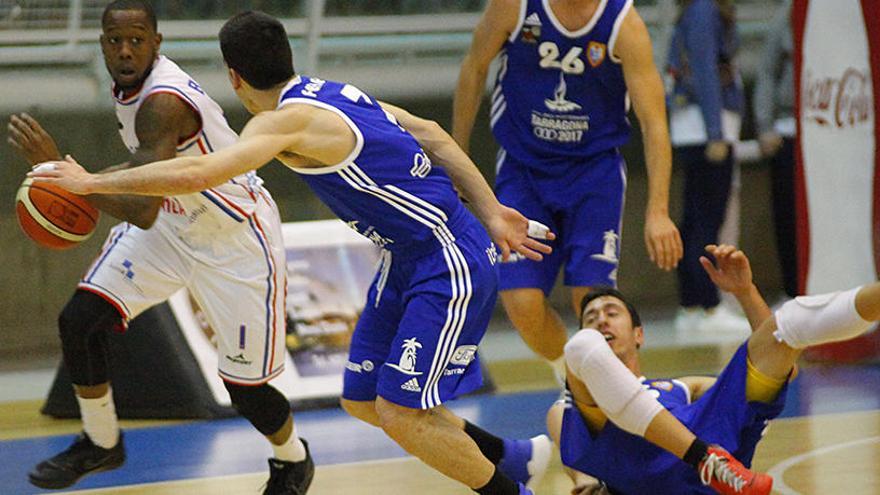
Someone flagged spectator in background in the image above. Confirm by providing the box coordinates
[753,0,797,299]
[666,0,749,334]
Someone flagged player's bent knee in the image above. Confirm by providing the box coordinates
[340,398,380,426]
[58,290,123,343]
[58,290,124,386]
[563,329,607,377]
[224,381,290,436]
[564,329,663,436]
[774,287,873,349]
[374,397,425,433]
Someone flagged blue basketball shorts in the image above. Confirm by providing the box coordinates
[342,223,499,409]
[494,148,626,293]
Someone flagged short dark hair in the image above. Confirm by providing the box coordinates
[102,0,157,32]
[579,286,642,328]
[219,11,295,90]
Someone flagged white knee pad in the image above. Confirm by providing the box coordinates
[774,287,873,349]
[564,329,664,436]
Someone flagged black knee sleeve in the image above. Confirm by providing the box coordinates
[224,381,291,436]
[58,289,125,386]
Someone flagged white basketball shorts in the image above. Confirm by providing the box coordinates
[78,196,287,385]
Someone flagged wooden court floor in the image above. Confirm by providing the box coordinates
[4,410,873,495]
[2,358,879,494]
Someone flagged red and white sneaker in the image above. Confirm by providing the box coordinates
[698,446,772,495]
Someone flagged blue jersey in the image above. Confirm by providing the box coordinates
[277,76,477,259]
[491,0,633,164]
[560,343,787,494]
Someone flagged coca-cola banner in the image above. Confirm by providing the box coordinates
[793,0,879,294]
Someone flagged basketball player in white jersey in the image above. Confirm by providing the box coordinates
[7,2,311,493]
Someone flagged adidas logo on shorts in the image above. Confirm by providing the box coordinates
[400,378,421,392]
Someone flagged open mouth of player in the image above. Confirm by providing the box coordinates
[117,67,138,81]
[602,332,614,342]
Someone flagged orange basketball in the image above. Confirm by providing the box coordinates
[15,178,100,250]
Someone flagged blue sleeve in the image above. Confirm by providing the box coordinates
[681,1,725,141]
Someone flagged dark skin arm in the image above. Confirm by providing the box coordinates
[7,93,199,229]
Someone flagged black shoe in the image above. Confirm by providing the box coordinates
[28,431,125,489]
[263,438,315,495]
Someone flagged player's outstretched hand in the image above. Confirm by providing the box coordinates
[699,244,753,295]
[28,155,98,195]
[7,113,62,166]
[487,205,555,262]
[644,212,682,271]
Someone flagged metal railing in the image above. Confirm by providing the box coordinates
[0,0,782,111]
[0,0,780,68]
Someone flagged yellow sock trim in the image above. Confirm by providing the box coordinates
[745,357,786,403]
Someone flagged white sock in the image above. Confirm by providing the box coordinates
[77,388,120,449]
[774,287,874,349]
[271,423,307,462]
[549,356,567,386]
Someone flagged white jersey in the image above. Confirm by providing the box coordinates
[114,55,265,239]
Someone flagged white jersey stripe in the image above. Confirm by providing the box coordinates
[490,102,508,128]
[436,243,473,405]
[491,94,506,116]
[425,246,462,407]
[340,166,451,233]
[338,169,436,230]
[425,242,473,407]
[247,214,280,377]
[422,243,466,408]
[385,185,449,222]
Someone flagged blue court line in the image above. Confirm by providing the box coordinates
[2,364,878,494]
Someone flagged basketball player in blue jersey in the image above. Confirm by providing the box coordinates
[454,0,683,379]
[33,10,558,495]
[8,3,312,494]
[546,244,880,495]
